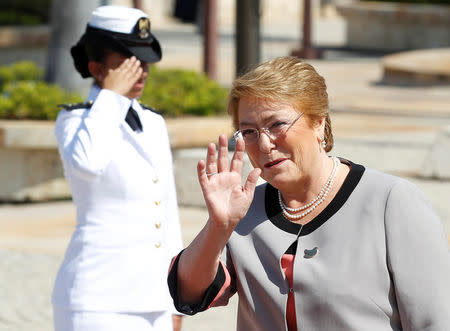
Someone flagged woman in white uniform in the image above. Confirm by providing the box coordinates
[167,56,450,330]
[52,6,183,331]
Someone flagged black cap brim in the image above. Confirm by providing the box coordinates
[115,33,162,63]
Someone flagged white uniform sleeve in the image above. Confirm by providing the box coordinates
[54,89,131,181]
[385,179,450,330]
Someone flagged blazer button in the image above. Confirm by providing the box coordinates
[155,242,161,248]
[155,221,161,229]
[155,200,161,206]
[153,178,159,184]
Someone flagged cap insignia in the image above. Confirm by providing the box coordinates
[138,17,150,39]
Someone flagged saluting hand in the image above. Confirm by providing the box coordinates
[103,56,143,97]
[198,134,261,231]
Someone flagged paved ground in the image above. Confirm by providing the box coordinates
[0,204,238,331]
[1,15,450,331]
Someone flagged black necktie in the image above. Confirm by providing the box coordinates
[125,106,143,132]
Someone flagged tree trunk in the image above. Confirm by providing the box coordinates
[45,0,100,92]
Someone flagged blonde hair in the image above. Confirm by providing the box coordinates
[227,56,333,152]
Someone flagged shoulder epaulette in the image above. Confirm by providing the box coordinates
[57,100,94,111]
[139,103,162,115]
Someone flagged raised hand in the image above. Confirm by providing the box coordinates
[197,134,261,231]
[102,56,143,96]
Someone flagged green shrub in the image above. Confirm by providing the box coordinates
[0,96,14,118]
[362,0,449,4]
[0,61,43,91]
[0,61,82,120]
[140,67,228,117]
[1,81,82,120]
[0,11,42,25]
[0,61,227,120]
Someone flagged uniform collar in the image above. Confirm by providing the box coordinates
[88,85,144,115]
[87,84,102,102]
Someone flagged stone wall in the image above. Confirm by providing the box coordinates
[336,0,450,51]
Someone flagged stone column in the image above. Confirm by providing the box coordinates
[45,0,100,93]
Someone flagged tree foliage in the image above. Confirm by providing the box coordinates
[0,0,51,25]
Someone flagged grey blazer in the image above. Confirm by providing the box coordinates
[170,160,450,330]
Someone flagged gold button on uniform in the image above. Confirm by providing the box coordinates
[155,242,161,248]
[155,200,161,206]
[153,178,158,183]
[155,221,161,229]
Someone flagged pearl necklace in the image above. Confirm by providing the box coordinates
[278,157,341,220]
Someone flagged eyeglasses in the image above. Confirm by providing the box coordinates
[233,112,304,145]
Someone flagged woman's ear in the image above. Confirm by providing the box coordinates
[314,116,326,138]
[88,61,103,82]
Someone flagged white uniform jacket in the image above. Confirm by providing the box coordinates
[52,85,183,312]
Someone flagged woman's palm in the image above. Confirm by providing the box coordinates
[197,135,261,229]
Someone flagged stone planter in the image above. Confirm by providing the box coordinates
[336,0,450,51]
[0,121,67,202]
[0,118,233,203]
[381,48,450,85]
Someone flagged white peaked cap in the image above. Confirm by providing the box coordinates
[88,6,149,33]
[71,5,162,78]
